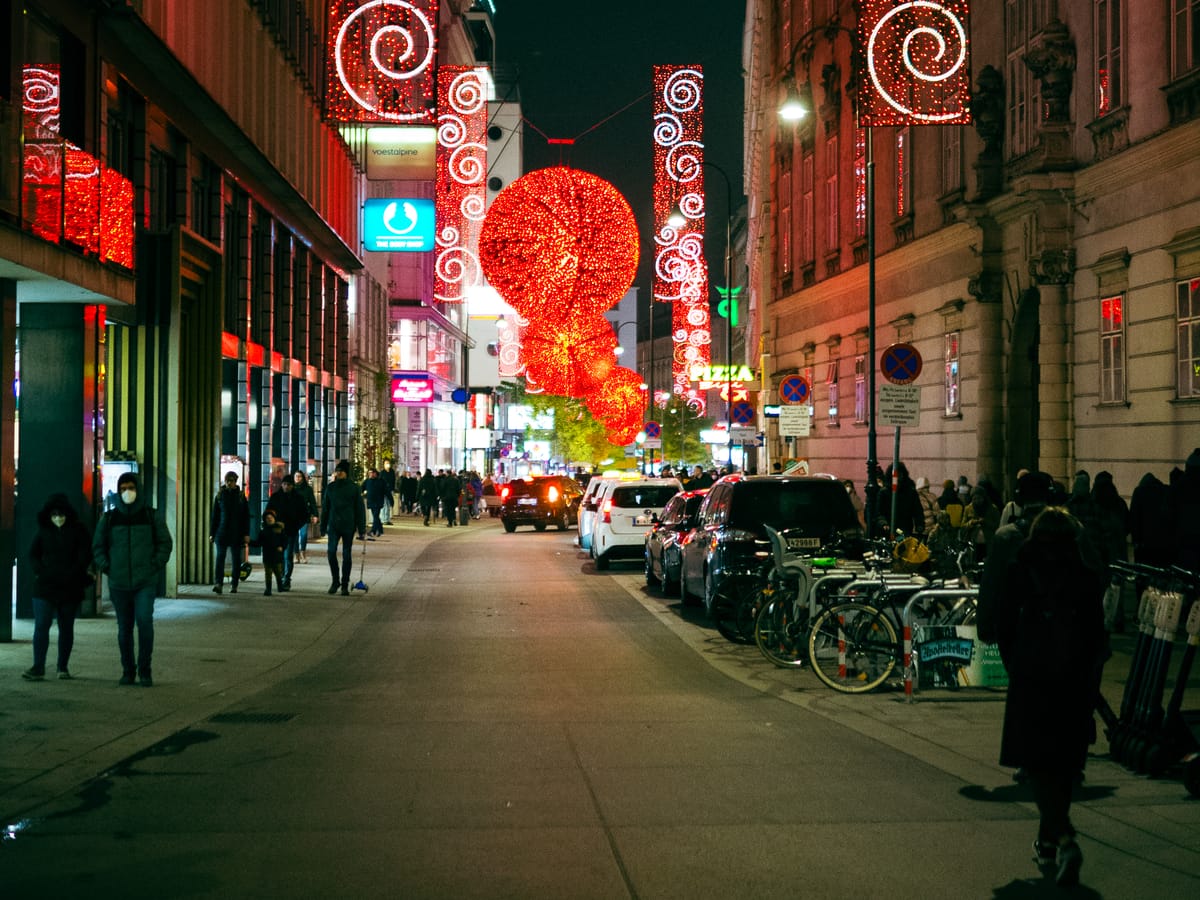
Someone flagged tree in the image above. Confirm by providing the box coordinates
[658,393,712,467]
[499,381,618,467]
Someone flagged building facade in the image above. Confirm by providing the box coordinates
[744,0,1200,500]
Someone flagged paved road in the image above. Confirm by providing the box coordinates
[3,515,1198,898]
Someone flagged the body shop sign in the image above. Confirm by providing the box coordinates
[364,198,435,251]
[391,371,434,404]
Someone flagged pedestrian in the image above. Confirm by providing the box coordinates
[418,468,438,525]
[937,479,966,529]
[980,500,1105,887]
[469,470,484,518]
[402,469,420,515]
[209,471,250,594]
[362,468,387,537]
[91,472,173,687]
[1169,448,1200,572]
[292,469,319,563]
[956,474,972,505]
[379,459,396,525]
[1092,471,1130,630]
[320,460,366,595]
[252,508,288,596]
[998,468,1030,528]
[266,474,307,590]
[439,469,462,527]
[915,476,939,534]
[962,484,1001,562]
[23,493,93,681]
[843,479,865,528]
[885,461,924,538]
[1128,471,1172,567]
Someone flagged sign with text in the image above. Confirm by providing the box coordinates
[779,404,810,437]
[363,198,435,251]
[366,127,437,180]
[390,371,434,404]
[878,383,921,427]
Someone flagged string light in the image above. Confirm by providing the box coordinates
[858,0,972,126]
[585,366,648,441]
[520,315,617,397]
[435,66,487,303]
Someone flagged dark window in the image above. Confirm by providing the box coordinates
[611,486,679,509]
[728,481,859,532]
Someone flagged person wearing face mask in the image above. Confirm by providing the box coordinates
[92,472,173,686]
[23,494,93,681]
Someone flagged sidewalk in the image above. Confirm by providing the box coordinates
[1,508,458,822]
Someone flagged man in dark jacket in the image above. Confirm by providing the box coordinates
[210,471,250,594]
[379,459,396,524]
[92,472,173,686]
[24,493,92,680]
[362,468,388,537]
[321,460,366,595]
[439,470,462,527]
[267,475,308,591]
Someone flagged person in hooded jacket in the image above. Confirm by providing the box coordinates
[24,493,93,681]
[418,468,438,525]
[92,472,173,686]
[885,461,924,538]
[1170,448,1200,572]
[209,471,250,594]
[320,460,366,595]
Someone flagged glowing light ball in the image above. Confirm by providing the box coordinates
[479,167,639,320]
[606,422,643,447]
[520,316,618,397]
[586,366,648,434]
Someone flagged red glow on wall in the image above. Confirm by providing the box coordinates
[326,0,439,124]
[858,1,971,126]
[436,66,488,304]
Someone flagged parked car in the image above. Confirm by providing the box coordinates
[590,477,682,570]
[576,476,617,552]
[679,475,864,614]
[499,475,584,532]
[644,488,708,594]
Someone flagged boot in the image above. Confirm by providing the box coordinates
[212,583,222,594]
[328,580,339,595]
[230,580,238,594]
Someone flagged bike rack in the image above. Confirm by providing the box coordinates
[901,587,980,702]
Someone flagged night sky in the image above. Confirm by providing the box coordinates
[489,1,747,326]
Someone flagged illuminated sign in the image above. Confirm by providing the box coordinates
[363,198,435,251]
[390,371,434,404]
[690,364,756,385]
[366,127,437,180]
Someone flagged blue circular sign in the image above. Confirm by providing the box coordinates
[451,387,470,404]
[644,421,661,439]
[779,374,810,404]
[731,401,755,425]
[880,343,923,385]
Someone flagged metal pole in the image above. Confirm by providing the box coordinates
[725,203,733,469]
[864,125,878,539]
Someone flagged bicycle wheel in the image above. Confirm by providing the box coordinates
[755,596,808,668]
[711,573,761,643]
[807,602,899,693]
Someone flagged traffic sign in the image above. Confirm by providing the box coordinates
[878,383,921,426]
[644,421,661,439]
[779,405,810,437]
[779,374,810,404]
[730,400,755,425]
[880,342,923,385]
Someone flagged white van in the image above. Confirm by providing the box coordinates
[590,477,683,570]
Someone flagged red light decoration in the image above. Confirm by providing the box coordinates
[327,0,439,124]
[436,66,488,304]
[858,1,972,126]
[606,422,643,447]
[21,64,133,267]
[520,315,618,397]
[585,366,648,438]
[479,167,639,322]
[652,65,710,391]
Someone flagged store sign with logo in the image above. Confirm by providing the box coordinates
[364,198,435,251]
[366,127,437,180]
[390,371,434,404]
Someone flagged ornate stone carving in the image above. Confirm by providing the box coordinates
[1024,19,1076,124]
[1087,106,1129,161]
[972,66,1004,151]
[1029,249,1076,286]
[968,272,1003,303]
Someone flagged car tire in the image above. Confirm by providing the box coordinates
[502,519,516,533]
[595,552,610,571]
[663,567,681,598]
[644,553,660,588]
[556,513,568,531]
[534,522,547,532]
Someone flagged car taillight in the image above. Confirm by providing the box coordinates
[500,486,510,502]
[602,499,613,523]
[547,485,560,503]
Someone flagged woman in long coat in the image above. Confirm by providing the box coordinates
[25,493,93,680]
[995,506,1106,886]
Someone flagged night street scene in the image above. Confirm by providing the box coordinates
[3,1,1200,897]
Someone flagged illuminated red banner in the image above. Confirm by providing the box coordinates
[652,65,710,403]
[435,67,488,304]
[327,0,439,124]
[390,371,435,404]
[858,0,972,126]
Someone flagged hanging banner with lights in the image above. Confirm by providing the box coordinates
[858,0,972,126]
[652,65,710,400]
[435,66,489,304]
[327,0,439,124]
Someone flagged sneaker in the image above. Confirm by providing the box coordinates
[118,673,136,686]
[1032,840,1057,865]
[328,581,339,595]
[340,585,350,596]
[1056,841,1083,887]
[212,584,222,594]
[139,673,153,687]
[264,588,272,596]
[57,669,73,680]
[21,667,45,681]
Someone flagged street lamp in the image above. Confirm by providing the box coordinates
[668,159,736,469]
[777,25,878,537]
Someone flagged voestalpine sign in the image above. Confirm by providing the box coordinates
[366,127,436,180]
[363,198,435,251]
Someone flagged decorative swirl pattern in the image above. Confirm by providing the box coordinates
[438,116,466,148]
[333,0,437,123]
[666,141,703,183]
[678,193,705,219]
[653,113,682,147]
[436,66,487,304]
[663,68,703,112]
[865,1,970,123]
[461,194,486,222]
[449,143,486,185]
[448,70,488,115]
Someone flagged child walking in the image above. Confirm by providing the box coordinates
[253,509,288,596]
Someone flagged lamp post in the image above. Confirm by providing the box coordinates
[668,160,736,470]
[778,24,878,537]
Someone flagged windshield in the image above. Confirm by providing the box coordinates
[611,486,679,509]
[729,481,859,532]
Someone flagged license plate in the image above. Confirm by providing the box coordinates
[517,498,537,506]
[787,537,821,549]
[634,514,652,526]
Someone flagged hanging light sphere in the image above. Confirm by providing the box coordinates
[606,421,643,447]
[520,315,618,397]
[586,366,648,436]
[479,167,640,321]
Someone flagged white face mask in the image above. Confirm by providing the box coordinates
[51,514,66,528]
[120,489,137,505]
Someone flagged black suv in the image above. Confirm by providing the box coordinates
[500,476,584,532]
[679,475,863,614]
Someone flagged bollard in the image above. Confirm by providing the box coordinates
[904,623,913,702]
[837,614,846,681]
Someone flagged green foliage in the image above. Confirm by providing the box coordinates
[654,393,713,467]
[499,380,620,467]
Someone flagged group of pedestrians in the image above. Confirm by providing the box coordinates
[411,468,485,527]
